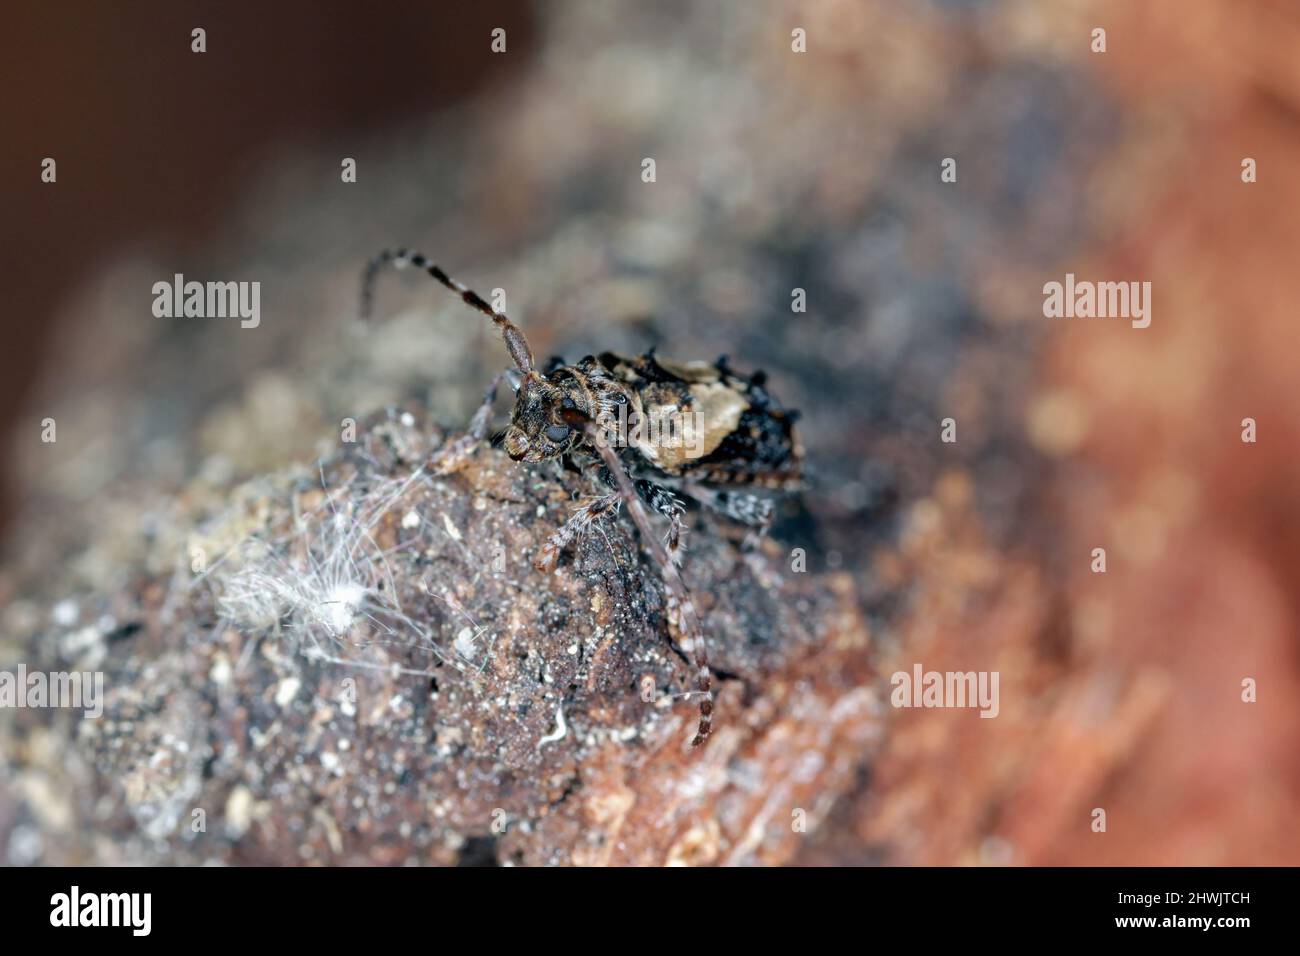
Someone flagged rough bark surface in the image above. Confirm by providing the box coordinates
[4,406,873,865]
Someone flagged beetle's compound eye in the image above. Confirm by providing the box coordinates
[545,424,571,443]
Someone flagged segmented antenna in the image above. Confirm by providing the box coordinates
[361,249,535,373]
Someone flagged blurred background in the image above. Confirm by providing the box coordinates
[2,0,1299,865]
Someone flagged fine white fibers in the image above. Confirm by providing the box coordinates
[216,500,384,646]
[211,466,485,678]
[322,582,368,635]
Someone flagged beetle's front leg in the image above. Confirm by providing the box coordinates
[634,477,687,565]
[592,465,688,564]
[533,491,620,573]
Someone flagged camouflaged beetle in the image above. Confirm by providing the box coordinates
[361,249,804,746]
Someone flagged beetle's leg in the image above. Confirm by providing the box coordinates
[663,508,686,567]
[429,372,505,476]
[684,484,775,548]
[534,492,620,573]
[634,478,687,566]
[563,409,712,747]
[593,467,688,565]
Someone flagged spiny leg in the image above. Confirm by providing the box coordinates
[534,469,686,573]
[663,506,686,566]
[562,407,713,747]
[535,463,691,567]
[361,248,535,373]
[594,465,688,565]
[633,477,687,566]
[533,492,620,574]
[685,484,775,549]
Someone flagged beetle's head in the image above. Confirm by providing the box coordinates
[501,374,581,462]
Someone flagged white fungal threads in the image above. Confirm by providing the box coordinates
[211,466,484,678]
[217,494,386,645]
[321,583,367,636]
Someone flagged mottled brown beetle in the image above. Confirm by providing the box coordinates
[361,249,804,746]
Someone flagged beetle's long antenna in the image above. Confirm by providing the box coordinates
[361,249,534,373]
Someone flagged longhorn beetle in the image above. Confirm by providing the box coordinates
[361,249,804,746]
